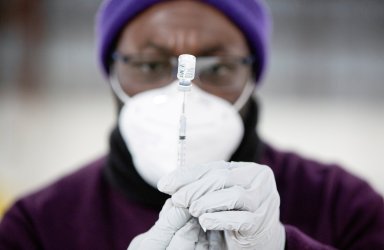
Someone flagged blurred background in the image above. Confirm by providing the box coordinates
[1,0,383,217]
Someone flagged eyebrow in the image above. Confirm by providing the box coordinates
[199,46,227,56]
[145,42,227,56]
[146,42,171,54]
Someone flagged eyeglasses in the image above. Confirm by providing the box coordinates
[111,53,253,95]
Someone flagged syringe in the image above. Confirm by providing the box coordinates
[177,54,196,168]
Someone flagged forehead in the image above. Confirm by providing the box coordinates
[116,1,249,55]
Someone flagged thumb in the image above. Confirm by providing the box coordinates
[166,218,201,250]
[138,199,191,249]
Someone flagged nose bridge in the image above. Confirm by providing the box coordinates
[171,28,200,55]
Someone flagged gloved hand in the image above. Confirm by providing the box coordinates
[158,161,286,250]
[128,199,209,250]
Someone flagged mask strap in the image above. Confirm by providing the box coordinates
[109,74,131,104]
[233,81,256,111]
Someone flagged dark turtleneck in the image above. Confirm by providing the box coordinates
[103,97,263,209]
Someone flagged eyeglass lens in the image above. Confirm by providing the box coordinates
[113,54,252,94]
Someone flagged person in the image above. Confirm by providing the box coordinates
[1,0,383,249]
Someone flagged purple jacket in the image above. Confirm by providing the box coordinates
[1,143,383,249]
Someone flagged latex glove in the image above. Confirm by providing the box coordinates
[128,199,208,250]
[158,161,286,250]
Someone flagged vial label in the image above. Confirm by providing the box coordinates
[177,54,196,82]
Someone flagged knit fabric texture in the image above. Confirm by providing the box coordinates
[96,0,271,83]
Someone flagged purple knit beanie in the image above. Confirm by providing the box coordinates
[96,0,271,83]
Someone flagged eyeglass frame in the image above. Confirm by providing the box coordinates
[112,52,254,80]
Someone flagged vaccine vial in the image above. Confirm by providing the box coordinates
[177,54,196,91]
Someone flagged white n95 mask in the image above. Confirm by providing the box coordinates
[118,81,244,187]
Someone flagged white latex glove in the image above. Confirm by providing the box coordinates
[158,161,286,250]
[128,199,208,250]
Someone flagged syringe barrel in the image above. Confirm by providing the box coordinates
[177,54,195,168]
[179,114,187,138]
[177,114,187,168]
[177,137,187,168]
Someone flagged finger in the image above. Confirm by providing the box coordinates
[224,162,274,189]
[171,163,274,209]
[171,172,227,208]
[189,180,277,217]
[158,161,227,194]
[139,199,191,249]
[198,193,280,236]
[189,186,258,217]
[127,233,145,250]
[159,198,173,217]
[166,218,201,250]
[199,211,259,234]
[157,199,191,230]
[159,162,272,195]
